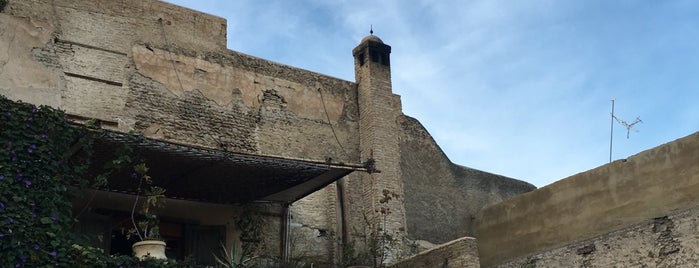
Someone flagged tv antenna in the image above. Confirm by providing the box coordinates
[608,99,642,162]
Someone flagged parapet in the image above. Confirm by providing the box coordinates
[5,0,227,53]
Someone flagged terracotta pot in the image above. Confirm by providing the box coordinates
[132,240,167,260]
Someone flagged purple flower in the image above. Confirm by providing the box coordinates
[27,144,36,153]
[32,108,37,113]
[11,156,16,162]
[131,172,138,178]
[27,116,33,121]
[49,251,57,257]
[23,179,31,186]
[7,217,13,223]
[0,233,4,238]
[0,202,4,209]
[41,134,48,139]
[50,215,57,221]
[33,244,39,251]
[0,175,4,180]
[31,212,36,218]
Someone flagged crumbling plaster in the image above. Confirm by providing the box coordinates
[0,14,62,107]
[131,45,344,122]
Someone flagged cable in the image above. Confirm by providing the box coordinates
[318,88,347,157]
[157,18,186,94]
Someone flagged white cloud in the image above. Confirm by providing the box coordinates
[164,0,699,187]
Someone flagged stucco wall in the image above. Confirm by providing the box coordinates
[400,115,535,243]
[475,132,699,267]
[390,237,480,268]
[497,205,699,268]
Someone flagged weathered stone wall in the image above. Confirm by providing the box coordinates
[497,205,699,268]
[124,45,359,162]
[1,0,226,121]
[1,1,546,265]
[476,132,699,267]
[390,237,481,268]
[1,0,359,163]
[0,0,358,263]
[400,115,535,243]
[351,38,409,264]
[288,183,342,265]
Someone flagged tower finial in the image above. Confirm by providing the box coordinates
[370,24,373,35]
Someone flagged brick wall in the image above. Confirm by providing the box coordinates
[352,38,408,263]
[0,0,359,263]
[1,1,543,265]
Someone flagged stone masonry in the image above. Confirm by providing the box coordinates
[0,0,535,265]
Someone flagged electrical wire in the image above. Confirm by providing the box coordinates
[318,88,347,157]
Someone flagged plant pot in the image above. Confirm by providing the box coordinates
[132,240,167,260]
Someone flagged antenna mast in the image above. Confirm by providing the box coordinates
[609,99,642,163]
[609,99,614,163]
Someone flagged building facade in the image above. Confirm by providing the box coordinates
[0,0,534,266]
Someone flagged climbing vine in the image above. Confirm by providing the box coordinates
[0,95,181,267]
[0,95,94,266]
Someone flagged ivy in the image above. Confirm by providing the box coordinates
[0,95,92,266]
[0,95,186,267]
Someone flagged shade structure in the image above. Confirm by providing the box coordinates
[87,130,366,204]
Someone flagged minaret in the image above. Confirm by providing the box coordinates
[352,31,407,260]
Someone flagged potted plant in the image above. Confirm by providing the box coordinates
[129,162,167,260]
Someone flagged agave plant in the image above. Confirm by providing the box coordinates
[214,241,256,268]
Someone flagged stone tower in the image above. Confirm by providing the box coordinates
[352,33,408,254]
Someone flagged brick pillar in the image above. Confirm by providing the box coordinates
[351,34,407,262]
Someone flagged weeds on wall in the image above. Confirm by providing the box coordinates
[237,204,266,264]
[230,205,318,268]
[520,256,538,268]
[344,189,417,267]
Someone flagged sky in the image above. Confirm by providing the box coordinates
[164,0,699,187]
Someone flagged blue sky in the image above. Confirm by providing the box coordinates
[164,0,699,187]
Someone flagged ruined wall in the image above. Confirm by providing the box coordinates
[1,0,226,121]
[399,115,535,243]
[0,0,359,163]
[476,132,699,267]
[124,45,359,162]
[389,237,480,268]
[0,0,359,263]
[497,206,699,268]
